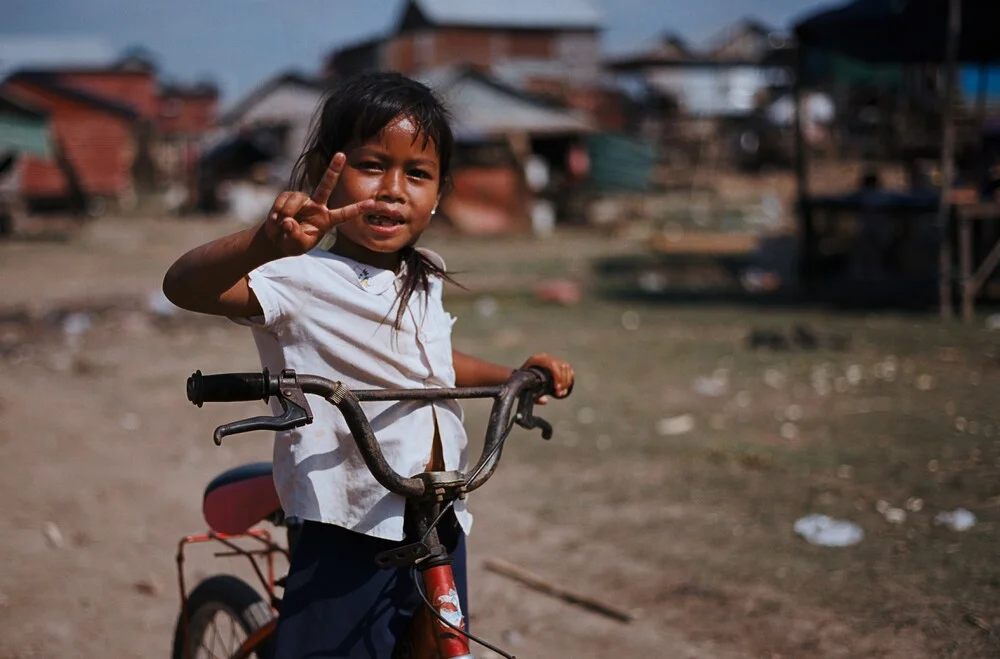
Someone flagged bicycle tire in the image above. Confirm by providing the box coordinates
[171,575,277,659]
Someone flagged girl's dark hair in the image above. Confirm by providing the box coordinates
[291,71,460,330]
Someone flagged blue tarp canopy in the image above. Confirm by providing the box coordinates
[795,0,1000,64]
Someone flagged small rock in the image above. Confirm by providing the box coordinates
[764,368,786,389]
[120,413,141,431]
[620,310,641,331]
[500,629,523,646]
[44,521,65,549]
[905,497,924,512]
[575,406,597,425]
[915,374,934,391]
[133,576,162,597]
[884,507,907,524]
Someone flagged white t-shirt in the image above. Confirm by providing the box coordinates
[234,248,472,541]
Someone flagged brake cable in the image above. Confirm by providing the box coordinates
[411,407,522,659]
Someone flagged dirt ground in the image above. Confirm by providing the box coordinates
[1,216,998,658]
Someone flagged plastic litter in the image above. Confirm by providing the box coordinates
[693,374,728,398]
[655,414,695,436]
[473,296,499,319]
[62,312,93,337]
[147,290,180,317]
[933,508,977,532]
[794,514,864,547]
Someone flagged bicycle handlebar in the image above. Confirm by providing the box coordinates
[185,367,562,499]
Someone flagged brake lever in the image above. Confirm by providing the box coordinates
[514,390,554,440]
[212,371,314,445]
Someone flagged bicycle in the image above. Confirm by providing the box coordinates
[172,365,565,659]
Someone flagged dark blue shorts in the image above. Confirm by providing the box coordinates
[273,517,468,659]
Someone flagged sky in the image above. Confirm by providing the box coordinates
[4,0,832,106]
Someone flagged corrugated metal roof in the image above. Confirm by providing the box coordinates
[5,73,138,119]
[411,0,602,28]
[0,36,116,81]
[219,71,325,125]
[419,67,593,138]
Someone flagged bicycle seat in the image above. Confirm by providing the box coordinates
[202,462,282,535]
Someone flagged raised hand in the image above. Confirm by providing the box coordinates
[263,153,378,256]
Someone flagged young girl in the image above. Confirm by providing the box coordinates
[163,71,575,658]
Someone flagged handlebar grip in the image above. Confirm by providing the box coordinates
[187,370,270,407]
[524,366,573,398]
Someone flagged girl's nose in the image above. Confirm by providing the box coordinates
[377,169,405,204]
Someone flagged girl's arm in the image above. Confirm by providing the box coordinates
[452,350,514,387]
[452,350,574,399]
[162,223,278,317]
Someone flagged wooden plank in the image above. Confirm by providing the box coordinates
[483,557,635,623]
[971,236,1000,292]
[649,232,760,256]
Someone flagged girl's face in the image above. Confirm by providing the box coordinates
[328,114,441,269]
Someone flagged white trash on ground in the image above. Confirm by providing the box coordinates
[934,508,977,532]
[655,414,695,436]
[147,290,180,317]
[794,514,864,547]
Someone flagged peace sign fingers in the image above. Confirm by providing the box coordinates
[311,152,347,207]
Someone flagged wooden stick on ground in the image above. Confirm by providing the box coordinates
[483,557,634,623]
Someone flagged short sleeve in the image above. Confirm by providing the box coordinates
[230,259,303,330]
[424,273,457,335]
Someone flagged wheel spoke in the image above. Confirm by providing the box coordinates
[205,612,222,659]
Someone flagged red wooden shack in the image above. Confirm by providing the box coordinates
[2,72,138,210]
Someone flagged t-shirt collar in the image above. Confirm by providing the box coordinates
[318,250,398,295]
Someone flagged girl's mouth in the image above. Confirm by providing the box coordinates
[365,213,406,235]
[365,213,405,227]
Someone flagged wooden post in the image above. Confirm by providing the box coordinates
[961,212,974,320]
[937,0,962,320]
[793,44,814,293]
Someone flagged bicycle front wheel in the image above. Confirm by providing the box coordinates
[172,575,276,659]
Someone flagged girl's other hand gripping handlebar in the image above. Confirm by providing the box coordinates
[520,353,575,404]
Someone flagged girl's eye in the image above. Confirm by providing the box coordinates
[409,169,432,180]
[358,161,382,171]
